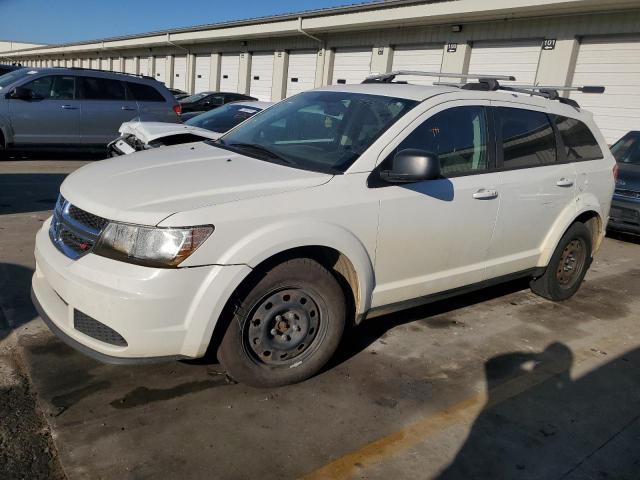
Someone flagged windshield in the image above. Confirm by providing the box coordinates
[181,92,209,103]
[611,132,640,165]
[185,103,263,133]
[0,68,28,90]
[215,91,418,173]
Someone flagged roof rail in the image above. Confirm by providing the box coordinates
[63,66,157,81]
[363,71,516,84]
[433,79,605,109]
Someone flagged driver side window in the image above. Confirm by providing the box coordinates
[395,106,488,177]
[22,75,75,100]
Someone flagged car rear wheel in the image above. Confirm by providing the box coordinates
[530,222,592,301]
[218,258,346,388]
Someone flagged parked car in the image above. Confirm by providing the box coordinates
[609,131,640,234]
[0,67,179,155]
[168,88,189,101]
[179,91,257,113]
[32,80,615,387]
[108,101,272,155]
[0,64,21,76]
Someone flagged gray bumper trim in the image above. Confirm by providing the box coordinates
[31,287,189,365]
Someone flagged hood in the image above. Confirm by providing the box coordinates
[61,142,332,225]
[119,121,221,143]
[617,162,640,193]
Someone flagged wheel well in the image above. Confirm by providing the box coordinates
[205,246,360,360]
[574,211,603,252]
[0,129,5,149]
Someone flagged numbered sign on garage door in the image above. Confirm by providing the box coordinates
[194,54,211,93]
[124,57,136,74]
[173,55,188,91]
[287,50,317,97]
[220,53,240,93]
[250,52,274,101]
[469,40,542,84]
[392,45,444,85]
[570,36,640,144]
[155,56,167,84]
[332,48,372,85]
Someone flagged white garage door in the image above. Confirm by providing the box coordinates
[139,57,150,76]
[570,36,640,144]
[82,58,90,68]
[89,58,99,70]
[332,48,372,85]
[250,52,274,101]
[220,53,240,92]
[287,50,317,97]
[392,44,444,85]
[194,54,211,93]
[173,55,188,91]
[155,56,167,84]
[469,40,541,85]
[124,57,136,74]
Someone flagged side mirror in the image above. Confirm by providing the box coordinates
[380,149,441,183]
[9,87,33,101]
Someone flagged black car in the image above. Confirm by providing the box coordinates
[0,64,21,76]
[179,91,257,113]
[168,88,189,101]
[609,131,640,235]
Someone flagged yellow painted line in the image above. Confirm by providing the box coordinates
[300,340,624,480]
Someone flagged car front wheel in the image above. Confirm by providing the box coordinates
[218,258,346,388]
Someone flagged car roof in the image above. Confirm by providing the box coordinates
[14,67,157,83]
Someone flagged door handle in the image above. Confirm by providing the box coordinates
[473,188,499,200]
[556,178,574,187]
[61,105,78,110]
[121,106,137,111]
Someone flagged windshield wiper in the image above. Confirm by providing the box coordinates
[226,143,297,165]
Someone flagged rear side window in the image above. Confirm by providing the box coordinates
[81,77,126,100]
[553,115,603,161]
[395,106,489,176]
[127,82,165,102]
[497,107,556,168]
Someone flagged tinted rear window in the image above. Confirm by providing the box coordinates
[81,77,126,100]
[553,115,603,161]
[497,107,556,168]
[128,82,165,102]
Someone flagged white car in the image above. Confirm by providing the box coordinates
[32,75,615,387]
[108,101,272,155]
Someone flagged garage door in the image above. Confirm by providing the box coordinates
[286,50,317,97]
[570,36,640,144]
[194,54,211,93]
[139,57,150,76]
[392,44,444,85]
[90,58,99,70]
[173,55,188,91]
[220,53,240,92]
[124,57,136,74]
[155,56,167,84]
[469,40,542,84]
[332,48,372,85]
[250,52,274,101]
[82,58,90,68]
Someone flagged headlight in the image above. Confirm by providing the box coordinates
[94,223,214,268]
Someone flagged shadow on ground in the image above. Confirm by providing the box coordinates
[0,173,67,215]
[0,264,36,342]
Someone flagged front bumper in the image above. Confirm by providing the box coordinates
[32,218,251,361]
[608,194,640,235]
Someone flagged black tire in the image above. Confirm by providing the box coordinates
[530,222,592,301]
[218,258,346,388]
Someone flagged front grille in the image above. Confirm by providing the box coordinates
[74,310,128,347]
[49,195,109,260]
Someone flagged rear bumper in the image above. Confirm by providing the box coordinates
[608,195,640,234]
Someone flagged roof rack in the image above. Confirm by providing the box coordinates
[64,67,157,81]
[363,71,516,83]
[432,79,605,109]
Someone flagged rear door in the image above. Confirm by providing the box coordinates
[128,81,174,122]
[485,104,577,278]
[79,76,139,144]
[8,74,81,145]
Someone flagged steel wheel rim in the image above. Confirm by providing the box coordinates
[556,238,587,289]
[244,287,325,366]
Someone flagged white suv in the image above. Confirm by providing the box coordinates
[32,78,615,387]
